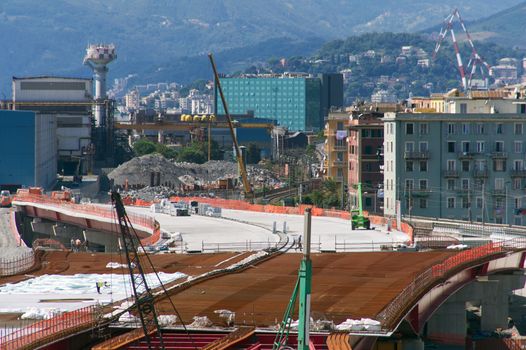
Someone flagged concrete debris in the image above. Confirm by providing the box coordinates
[158,314,178,326]
[108,154,281,199]
[214,309,235,326]
[188,315,213,328]
[335,318,381,332]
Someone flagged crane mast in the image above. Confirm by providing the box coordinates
[111,191,165,350]
[433,8,491,90]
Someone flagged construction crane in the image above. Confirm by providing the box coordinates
[111,191,165,350]
[209,53,253,198]
[433,8,491,91]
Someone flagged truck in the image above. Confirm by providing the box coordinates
[0,190,11,207]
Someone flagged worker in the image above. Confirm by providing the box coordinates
[96,281,103,294]
[75,238,81,252]
[296,235,303,252]
[70,238,76,252]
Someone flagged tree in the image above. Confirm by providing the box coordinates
[155,144,178,159]
[177,148,206,164]
[133,139,157,156]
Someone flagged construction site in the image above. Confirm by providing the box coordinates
[3,8,526,350]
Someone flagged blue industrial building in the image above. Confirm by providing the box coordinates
[0,111,57,189]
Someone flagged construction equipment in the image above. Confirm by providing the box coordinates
[433,8,491,91]
[273,208,312,350]
[111,191,165,350]
[208,53,253,199]
[351,182,370,230]
[0,190,11,207]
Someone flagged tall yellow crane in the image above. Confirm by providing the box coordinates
[208,53,253,198]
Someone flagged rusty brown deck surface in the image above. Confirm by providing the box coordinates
[157,251,456,327]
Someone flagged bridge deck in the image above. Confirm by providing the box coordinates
[155,251,456,327]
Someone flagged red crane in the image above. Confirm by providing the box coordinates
[433,8,492,90]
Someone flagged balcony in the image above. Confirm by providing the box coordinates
[457,152,475,159]
[511,170,526,178]
[443,170,459,178]
[332,159,345,166]
[406,189,431,197]
[492,189,506,196]
[333,145,347,151]
[491,152,508,159]
[472,169,489,178]
[457,188,471,196]
[404,151,430,160]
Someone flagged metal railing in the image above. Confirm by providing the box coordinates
[0,306,96,350]
[201,240,288,253]
[334,240,409,252]
[376,238,526,330]
[403,151,430,159]
[0,251,34,277]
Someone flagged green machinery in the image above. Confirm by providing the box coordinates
[273,208,313,350]
[351,182,371,230]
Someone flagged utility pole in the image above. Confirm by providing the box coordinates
[297,208,312,350]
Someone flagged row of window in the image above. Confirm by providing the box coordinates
[447,140,523,153]
[446,159,524,172]
[401,122,525,136]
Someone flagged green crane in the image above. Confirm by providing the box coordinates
[351,182,371,230]
[273,208,312,350]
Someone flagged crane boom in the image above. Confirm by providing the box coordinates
[111,191,165,350]
[209,53,252,198]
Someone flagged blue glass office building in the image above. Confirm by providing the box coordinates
[215,74,343,131]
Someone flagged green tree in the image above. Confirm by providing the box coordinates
[155,144,178,159]
[133,139,157,156]
[177,148,206,163]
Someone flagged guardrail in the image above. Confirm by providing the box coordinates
[0,251,34,277]
[201,240,282,253]
[376,238,526,330]
[13,193,156,231]
[0,306,96,350]
[334,240,410,252]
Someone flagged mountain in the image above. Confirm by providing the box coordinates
[464,1,526,49]
[0,0,523,94]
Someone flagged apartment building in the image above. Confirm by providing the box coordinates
[323,111,349,186]
[348,112,384,213]
[383,112,526,225]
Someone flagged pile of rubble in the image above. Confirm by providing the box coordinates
[108,154,281,192]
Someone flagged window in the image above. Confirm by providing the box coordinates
[496,217,503,224]
[361,129,370,138]
[420,161,427,172]
[406,161,413,172]
[419,179,428,190]
[337,122,344,130]
[515,160,523,171]
[476,197,483,209]
[493,159,506,172]
[514,216,522,225]
[364,145,373,154]
[461,178,469,190]
[337,152,344,161]
[406,123,414,135]
[405,179,414,190]
[460,103,467,114]
[461,141,470,153]
[462,197,469,208]
[405,142,414,152]
[513,178,522,190]
[447,141,456,153]
[337,168,343,177]
[447,160,456,171]
[515,123,523,135]
[515,197,521,209]
[495,141,504,152]
[476,141,485,153]
[447,179,455,191]
[496,123,503,134]
[495,178,504,190]
[419,198,427,209]
[462,161,470,172]
[448,123,455,135]
[447,197,455,208]
[419,142,428,152]
[462,123,470,135]
[476,124,485,135]
[515,141,522,154]
[475,160,487,172]
[351,145,355,154]
[420,123,428,135]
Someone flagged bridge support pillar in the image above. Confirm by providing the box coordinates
[83,229,120,253]
[31,220,56,236]
[401,338,424,350]
[480,274,524,331]
[426,300,466,346]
